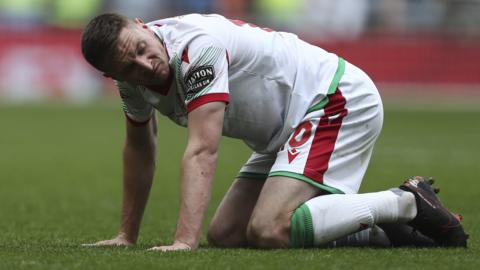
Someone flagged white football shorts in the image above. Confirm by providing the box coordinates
[237,60,383,194]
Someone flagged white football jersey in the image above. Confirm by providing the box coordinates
[117,14,340,154]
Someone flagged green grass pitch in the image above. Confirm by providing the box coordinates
[0,102,478,269]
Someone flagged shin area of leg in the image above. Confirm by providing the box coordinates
[290,190,416,247]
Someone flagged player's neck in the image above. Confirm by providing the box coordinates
[144,71,173,95]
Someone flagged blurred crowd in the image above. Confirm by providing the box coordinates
[1,0,480,38]
[1,0,479,102]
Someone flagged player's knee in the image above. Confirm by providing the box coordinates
[207,224,229,247]
[246,213,290,248]
[207,221,246,248]
[206,225,223,247]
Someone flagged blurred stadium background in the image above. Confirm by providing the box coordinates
[1,0,479,103]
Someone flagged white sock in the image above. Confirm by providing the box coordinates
[303,189,416,246]
[327,225,391,247]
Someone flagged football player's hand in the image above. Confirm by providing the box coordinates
[82,234,134,247]
[148,241,192,252]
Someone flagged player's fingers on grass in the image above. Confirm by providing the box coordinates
[147,245,191,252]
[81,239,132,247]
[147,246,170,252]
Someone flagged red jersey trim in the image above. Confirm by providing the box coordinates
[182,48,190,63]
[125,113,151,127]
[187,93,230,113]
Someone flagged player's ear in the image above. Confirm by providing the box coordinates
[134,18,151,32]
[136,18,154,34]
[134,18,146,26]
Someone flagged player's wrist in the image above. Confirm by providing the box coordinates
[173,232,198,249]
[117,231,137,244]
[173,239,194,250]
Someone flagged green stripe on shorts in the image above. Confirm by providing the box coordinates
[268,171,345,194]
[327,57,346,95]
[305,57,346,115]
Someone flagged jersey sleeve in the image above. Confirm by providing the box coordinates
[115,80,154,125]
[181,36,230,113]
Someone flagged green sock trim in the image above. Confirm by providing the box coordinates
[290,204,314,248]
[269,171,345,194]
[237,172,268,180]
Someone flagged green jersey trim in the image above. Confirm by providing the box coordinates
[268,171,345,194]
[305,57,346,114]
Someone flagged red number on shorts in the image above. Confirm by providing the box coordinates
[229,19,274,32]
[289,121,313,148]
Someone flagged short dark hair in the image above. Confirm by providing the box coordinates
[81,13,131,72]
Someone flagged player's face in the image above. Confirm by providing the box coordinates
[106,19,170,87]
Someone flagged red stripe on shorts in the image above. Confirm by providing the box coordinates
[303,89,348,183]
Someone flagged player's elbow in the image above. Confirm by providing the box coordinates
[183,144,218,165]
[182,147,218,176]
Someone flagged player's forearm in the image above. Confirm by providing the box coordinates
[119,134,157,243]
[174,150,217,248]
